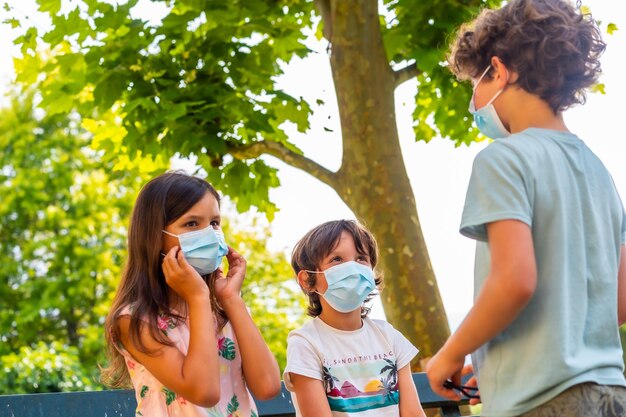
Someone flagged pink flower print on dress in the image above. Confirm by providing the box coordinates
[157,313,177,335]
[127,360,136,370]
[217,336,236,361]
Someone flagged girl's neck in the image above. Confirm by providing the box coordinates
[319,309,363,331]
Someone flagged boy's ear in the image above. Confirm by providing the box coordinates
[490,56,517,86]
[297,270,313,291]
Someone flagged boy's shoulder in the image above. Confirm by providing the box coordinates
[480,128,580,155]
[287,317,395,339]
[474,128,574,171]
[367,317,394,331]
[287,318,321,341]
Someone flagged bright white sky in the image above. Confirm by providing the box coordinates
[1,1,624,329]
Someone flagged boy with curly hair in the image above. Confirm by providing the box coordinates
[426,0,626,416]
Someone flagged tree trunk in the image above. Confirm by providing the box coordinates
[320,0,450,365]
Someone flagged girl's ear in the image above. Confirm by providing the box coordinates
[297,270,314,292]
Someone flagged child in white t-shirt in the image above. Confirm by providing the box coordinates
[284,220,426,417]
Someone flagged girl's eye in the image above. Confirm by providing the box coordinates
[210,220,220,228]
[331,256,342,263]
[357,255,369,262]
[184,220,198,227]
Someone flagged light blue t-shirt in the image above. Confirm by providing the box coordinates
[460,128,626,417]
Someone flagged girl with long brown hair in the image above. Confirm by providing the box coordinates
[101,171,280,417]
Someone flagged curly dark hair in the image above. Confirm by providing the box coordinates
[448,0,606,113]
[291,220,383,318]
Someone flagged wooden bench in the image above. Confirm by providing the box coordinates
[0,372,474,417]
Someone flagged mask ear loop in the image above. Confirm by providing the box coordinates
[470,64,510,111]
[303,269,327,295]
[296,269,321,295]
[161,230,177,258]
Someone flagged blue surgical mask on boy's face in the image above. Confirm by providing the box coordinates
[469,65,511,139]
[162,226,228,275]
[307,261,376,313]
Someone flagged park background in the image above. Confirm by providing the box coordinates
[0,0,625,395]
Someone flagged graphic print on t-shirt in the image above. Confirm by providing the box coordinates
[322,351,399,413]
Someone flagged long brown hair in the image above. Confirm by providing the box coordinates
[101,171,225,388]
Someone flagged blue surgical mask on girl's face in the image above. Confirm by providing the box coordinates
[162,226,228,275]
[469,65,511,139]
[307,261,376,313]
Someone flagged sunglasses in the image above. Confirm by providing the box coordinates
[443,380,480,400]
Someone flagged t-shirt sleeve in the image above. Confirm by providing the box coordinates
[377,321,418,369]
[622,202,626,245]
[283,332,322,392]
[393,328,418,369]
[460,143,533,241]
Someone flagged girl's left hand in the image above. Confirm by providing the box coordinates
[214,246,246,304]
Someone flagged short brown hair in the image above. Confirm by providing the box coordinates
[448,0,605,113]
[291,220,383,318]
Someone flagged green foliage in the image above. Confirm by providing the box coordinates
[0,91,306,392]
[226,219,307,372]
[607,23,618,35]
[7,0,504,213]
[0,92,165,392]
[382,0,501,144]
[0,342,94,393]
[11,0,314,217]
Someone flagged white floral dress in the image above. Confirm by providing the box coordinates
[117,306,259,417]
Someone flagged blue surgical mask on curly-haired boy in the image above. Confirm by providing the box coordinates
[469,65,511,139]
[162,226,228,275]
[307,261,376,313]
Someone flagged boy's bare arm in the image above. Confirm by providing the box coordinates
[397,364,426,417]
[290,373,333,417]
[427,219,537,399]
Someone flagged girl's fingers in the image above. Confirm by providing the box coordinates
[176,248,189,268]
[215,267,224,280]
[226,246,242,262]
[161,246,179,274]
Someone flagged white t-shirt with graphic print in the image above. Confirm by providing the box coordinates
[284,317,418,417]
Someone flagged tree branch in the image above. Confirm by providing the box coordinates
[226,141,338,189]
[394,63,421,88]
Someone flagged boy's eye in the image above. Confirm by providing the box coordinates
[210,220,220,228]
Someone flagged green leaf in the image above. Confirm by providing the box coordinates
[607,23,618,35]
[162,387,176,406]
[163,103,187,121]
[226,394,239,414]
[93,72,128,109]
[590,83,606,95]
[37,0,61,15]
[3,18,20,28]
[217,337,236,361]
